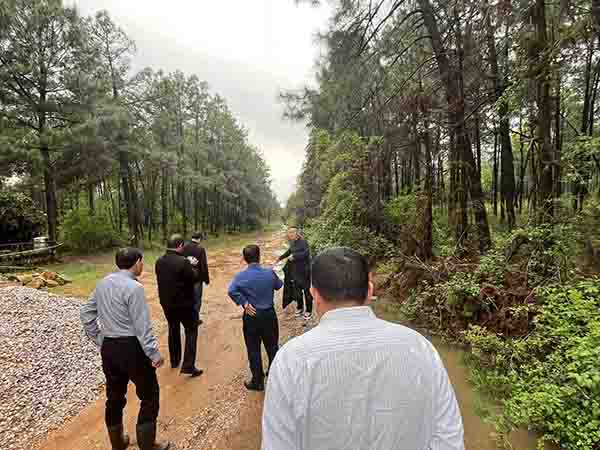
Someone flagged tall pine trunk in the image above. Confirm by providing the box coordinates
[419,0,491,251]
[486,5,516,229]
[533,0,555,222]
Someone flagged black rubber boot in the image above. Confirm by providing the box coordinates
[107,424,130,450]
[244,379,265,392]
[136,422,170,450]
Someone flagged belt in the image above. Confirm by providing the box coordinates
[103,336,138,342]
[245,307,275,315]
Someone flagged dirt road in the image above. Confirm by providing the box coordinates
[37,231,306,450]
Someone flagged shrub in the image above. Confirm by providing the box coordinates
[506,224,577,286]
[305,217,391,260]
[465,279,600,450]
[0,191,45,244]
[476,250,506,285]
[385,194,417,227]
[62,203,121,252]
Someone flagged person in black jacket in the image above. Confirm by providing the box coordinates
[276,227,313,321]
[155,234,203,377]
[182,232,210,323]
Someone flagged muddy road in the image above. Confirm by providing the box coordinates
[36,231,307,450]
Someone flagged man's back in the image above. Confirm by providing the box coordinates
[262,307,464,450]
[94,271,142,336]
[228,264,283,311]
[155,251,197,310]
[182,242,210,285]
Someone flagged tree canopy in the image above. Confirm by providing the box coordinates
[0,1,279,244]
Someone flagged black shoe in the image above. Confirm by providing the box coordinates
[244,380,265,391]
[136,422,170,450]
[181,367,204,377]
[107,424,130,450]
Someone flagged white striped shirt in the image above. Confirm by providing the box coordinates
[262,306,464,450]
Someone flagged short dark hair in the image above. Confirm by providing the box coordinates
[243,245,260,264]
[311,247,369,304]
[115,247,143,270]
[167,234,185,249]
[191,231,203,240]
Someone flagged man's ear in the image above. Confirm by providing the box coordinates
[366,281,374,304]
[310,286,319,303]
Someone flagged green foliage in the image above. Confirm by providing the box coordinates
[432,210,456,257]
[476,250,506,285]
[297,130,392,259]
[305,217,391,259]
[446,272,480,306]
[503,224,577,286]
[465,279,600,450]
[576,197,600,241]
[385,194,417,227]
[0,191,45,244]
[62,202,121,252]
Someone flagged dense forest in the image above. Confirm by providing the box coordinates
[0,0,279,249]
[283,0,600,449]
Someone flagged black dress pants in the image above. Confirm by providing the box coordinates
[163,307,199,371]
[101,337,160,427]
[193,283,203,314]
[297,286,313,313]
[242,308,279,383]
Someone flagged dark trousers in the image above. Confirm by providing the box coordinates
[101,337,159,427]
[163,308,199,370]
[242,308,279,383]
[297,287,313,313]
[193,283,203,314]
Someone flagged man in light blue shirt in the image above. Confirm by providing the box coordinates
[228,244,283,391]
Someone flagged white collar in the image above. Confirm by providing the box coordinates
[318,306,376,327]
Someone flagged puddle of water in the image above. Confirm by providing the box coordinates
[432,338,541,450]
[374,303,552,450]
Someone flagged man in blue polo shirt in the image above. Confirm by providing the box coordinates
[228,244,283,391]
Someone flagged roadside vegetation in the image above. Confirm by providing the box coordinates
[282,1,600,448]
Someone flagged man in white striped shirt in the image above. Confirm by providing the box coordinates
[262,247,465,450]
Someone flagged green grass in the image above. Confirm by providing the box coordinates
[43,225,283,298]
[48,260,115,298]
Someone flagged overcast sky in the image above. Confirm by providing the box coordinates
[69,0,331,204]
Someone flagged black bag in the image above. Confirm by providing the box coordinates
[282,261,301,309]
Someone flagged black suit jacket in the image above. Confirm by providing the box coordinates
[155,250,200,310]
[278,238,311,288]
[182,242,210,285]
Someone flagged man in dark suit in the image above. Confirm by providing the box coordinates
[155,234,203,377]
[276,227,313,321]
[182,232,210,323]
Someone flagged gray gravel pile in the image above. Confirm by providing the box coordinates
[0,286,104,450]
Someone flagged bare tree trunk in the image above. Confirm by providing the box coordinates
[475,113,482,179]
[533,0,555,222]
[41,148,58,243]
[88,184,95,215]
[419,0,491,251]
[161,169,168,243]
[493,130,498,216]
[486,6,516,229]
[119,152,139,246]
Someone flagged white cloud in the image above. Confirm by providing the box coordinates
[69,0,331,203]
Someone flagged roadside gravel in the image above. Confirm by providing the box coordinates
[0,286,103,450]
